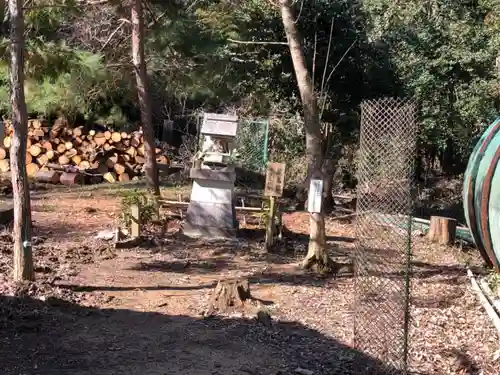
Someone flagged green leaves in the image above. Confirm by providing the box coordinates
[364,0,499,169]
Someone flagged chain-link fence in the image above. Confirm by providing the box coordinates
[353,98,417,373]
[154,115,269,174]
[234,118,269,172]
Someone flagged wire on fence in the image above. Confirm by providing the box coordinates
[353,97,417,373]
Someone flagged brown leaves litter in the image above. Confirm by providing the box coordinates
[0,189,498,374]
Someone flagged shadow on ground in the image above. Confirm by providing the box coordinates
[57,262,354,292]
[0,294,408,375]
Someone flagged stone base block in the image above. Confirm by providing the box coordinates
[182,221,238,239]
[183,201,238,239]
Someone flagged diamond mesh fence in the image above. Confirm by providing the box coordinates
[353,98,417,374]
[193,117,269,173]
[234,118,269,172]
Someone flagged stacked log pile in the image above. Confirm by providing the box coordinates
[1,118,169,185]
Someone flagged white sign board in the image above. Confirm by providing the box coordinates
[307,179,323,213]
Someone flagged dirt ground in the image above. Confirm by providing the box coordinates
[0,186,499,375]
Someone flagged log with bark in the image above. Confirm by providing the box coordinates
[34,170,61,184]
[60,172,85,185]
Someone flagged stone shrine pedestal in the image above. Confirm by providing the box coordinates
[183,167,238,238]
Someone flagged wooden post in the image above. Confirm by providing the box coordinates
[428,216,457,245]
[240,198,246,227]
[265,196,277,251]
[263,162,286,251]
[277,207,283,240]
[131,204,141,238]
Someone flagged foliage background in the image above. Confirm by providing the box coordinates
[1,0,499,186]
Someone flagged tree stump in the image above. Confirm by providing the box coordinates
[208,278,251,314]
[428,216,457,245]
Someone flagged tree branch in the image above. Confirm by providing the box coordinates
[227,38,288,46]
[319,38,357,118]
[24,0,110,11]
[100,19,127,51]
[319,18,334,109]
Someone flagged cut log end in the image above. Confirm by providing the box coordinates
[26,163,39,177]
[0,159,10,173]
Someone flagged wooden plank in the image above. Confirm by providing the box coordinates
[159,200,297,214]
[467,268,500,334]
[264,162,286,197]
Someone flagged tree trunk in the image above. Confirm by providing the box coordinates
[321,126,343,213]
[322,158,336,213]
[131,0,159,195]
[280,0,333,272]
[9,0,34,281]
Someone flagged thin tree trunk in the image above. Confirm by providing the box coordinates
[9,0,34,281]
[322,158,336,212]
[131,0,159,195]
[280,0,333,272]
[322,126,342,213]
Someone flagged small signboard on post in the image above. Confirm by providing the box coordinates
[307,179,323,213]
[264,162,286,197]
[264,162,286,251]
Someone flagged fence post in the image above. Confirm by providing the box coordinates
[262,119,270,166]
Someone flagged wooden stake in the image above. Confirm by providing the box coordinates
[428,216,457,245]
[131,204,140,238]
[265,196,277,251]
[241,198,246,227]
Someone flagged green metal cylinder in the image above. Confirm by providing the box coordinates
[463,118,500,271]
